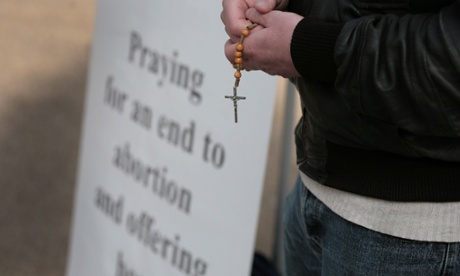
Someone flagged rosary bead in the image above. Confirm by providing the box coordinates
[234,51,243,58]
[234,71,242,79]
[235,57,243,64]
[242,29,249,37]
[236,43,244,51]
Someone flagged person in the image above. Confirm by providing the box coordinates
[221,0,460,275]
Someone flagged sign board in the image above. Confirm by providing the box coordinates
[66,1,277,276]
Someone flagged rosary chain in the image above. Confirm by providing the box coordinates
[225,22,259,123]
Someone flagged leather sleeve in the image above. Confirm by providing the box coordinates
[335,1,460,136]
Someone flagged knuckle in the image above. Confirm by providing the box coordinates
[229,24,241,37]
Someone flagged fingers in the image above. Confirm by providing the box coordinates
[224,39,250,70]
[224,36,258,72]
[254,0,277,13]
[254,0,288,13]
[245,8,269,27]
[224,39,234,65]
[221,0,252,42]
[225,10,303,78]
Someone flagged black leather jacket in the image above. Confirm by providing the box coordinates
[287,0,460,201]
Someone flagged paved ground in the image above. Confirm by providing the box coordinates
[0,1,298,275]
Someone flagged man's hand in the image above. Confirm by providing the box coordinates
[221,0,288,43]
[224,8,303,78]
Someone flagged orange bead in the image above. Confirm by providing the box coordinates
[234,71,242,79]
[242,29,249,37]
[235,57,243,64]
[236,43,244,51]
[234,51,243,58]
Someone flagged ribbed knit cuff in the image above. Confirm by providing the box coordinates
[291,17,344,82]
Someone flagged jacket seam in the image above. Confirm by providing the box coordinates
[305,0,315,16]
[356,20,373,113]
[439,7,460,134]
[421,48,456,135]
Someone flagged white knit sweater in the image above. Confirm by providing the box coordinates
[300,172,460,242]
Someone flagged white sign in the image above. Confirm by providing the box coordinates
[66,1,277,276]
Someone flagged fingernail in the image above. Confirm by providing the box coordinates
[255,0,269,10]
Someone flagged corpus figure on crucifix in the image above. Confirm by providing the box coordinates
[225,86,246,123]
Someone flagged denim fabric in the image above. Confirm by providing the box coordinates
[284,176,460,276]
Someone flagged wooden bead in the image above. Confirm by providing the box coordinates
[230,26,252,93]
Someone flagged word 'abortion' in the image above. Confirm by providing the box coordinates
[128,31,204,105]
[113,142,192,215]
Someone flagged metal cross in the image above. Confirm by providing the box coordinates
[225,86,246,123]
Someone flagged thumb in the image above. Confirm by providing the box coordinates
[254,0,277,13]
[245,8,268,27]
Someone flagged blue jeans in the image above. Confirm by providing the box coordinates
[283,176,460,276]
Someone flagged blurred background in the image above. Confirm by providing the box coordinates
[0,1,300,275]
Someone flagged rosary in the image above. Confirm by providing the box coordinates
[225,23,259,123]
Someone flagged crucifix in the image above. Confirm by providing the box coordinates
[225,86,246,123]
